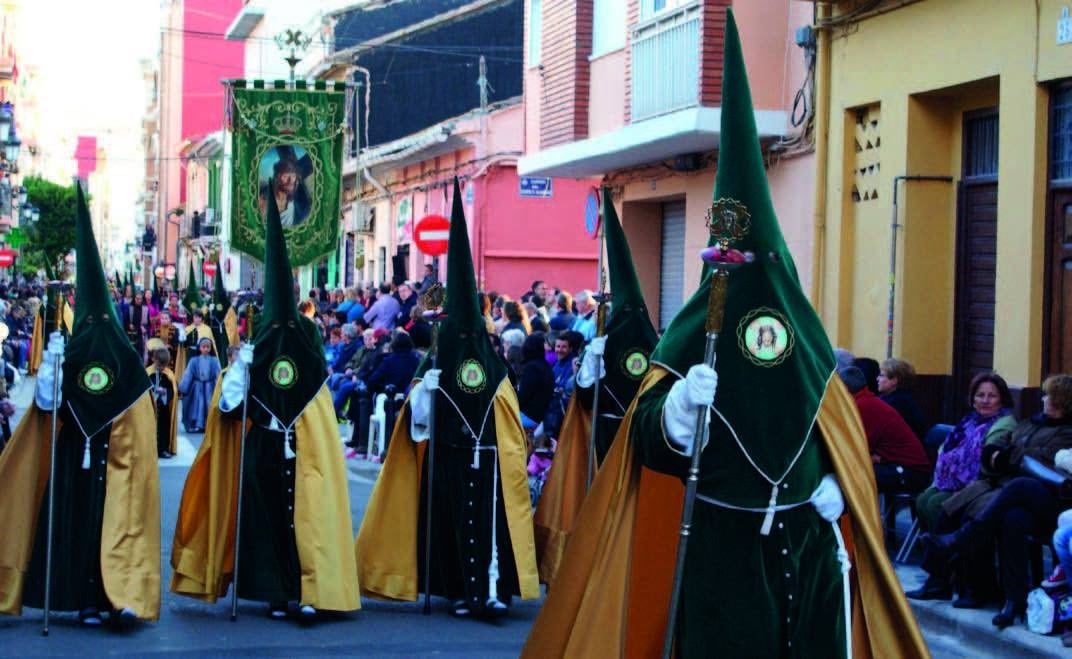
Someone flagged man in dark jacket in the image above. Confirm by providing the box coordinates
[877,358,927,439]
[366,332,420,399]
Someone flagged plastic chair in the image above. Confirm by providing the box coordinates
[367,393,387,460]
[893,423,954,563]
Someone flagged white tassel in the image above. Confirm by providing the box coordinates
[759,484,779,536]
[284,428,296,460]
[82,437,91,470]
[487,452,500,602]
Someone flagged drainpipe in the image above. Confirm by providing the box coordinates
[810,6,832,314]
[363,167,388,197]
[887,175,954,358]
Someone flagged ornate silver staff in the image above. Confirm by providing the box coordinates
[662,199,751,658]
[42,281,68,636]
[419,283,445,615]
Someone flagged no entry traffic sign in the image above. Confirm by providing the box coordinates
[414,214,450,256]
[203,261,218,277]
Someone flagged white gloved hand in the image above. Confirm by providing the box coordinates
[238,343,253,366]
[662,364,718,455]
[811,474,845,522]
[576,337,607,388]
[46,331,65,358]
[423,368,441,390]
[409,369,442,442]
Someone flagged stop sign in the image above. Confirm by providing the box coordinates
[413,214,450,256]
[203,261,217,277]
[0,248,15,268]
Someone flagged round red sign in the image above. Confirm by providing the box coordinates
[203,261,217,277]
[413,214,450,257]
[0,248,15,268]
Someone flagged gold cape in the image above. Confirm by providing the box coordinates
[170,377,360,611]
[27,303,74,376]
[146,365,180,455]
[522,368,930,659]
[532,393,592,585]
[0,393,161,619]
[355,378,539,602]
[222,307,240,348]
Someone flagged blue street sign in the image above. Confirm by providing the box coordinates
[584,189,600,238]
[519,176,552,198]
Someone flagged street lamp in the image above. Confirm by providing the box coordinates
[17,186,26,207]
[31,206,39,224]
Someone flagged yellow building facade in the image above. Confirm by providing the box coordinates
[814,0,1072,417]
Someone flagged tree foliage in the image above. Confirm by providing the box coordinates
[22,176,80,280]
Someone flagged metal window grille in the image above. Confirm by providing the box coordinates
[1052,86,1072,182]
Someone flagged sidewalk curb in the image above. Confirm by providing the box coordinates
[898,565,1065,657]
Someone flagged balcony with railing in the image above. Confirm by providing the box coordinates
[631,2,702,122]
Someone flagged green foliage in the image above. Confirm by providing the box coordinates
[22,176,80,280]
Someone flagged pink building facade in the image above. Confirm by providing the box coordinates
[519,0,817,329]
[156,0,244,287]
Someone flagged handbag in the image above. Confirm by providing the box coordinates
[1020,454,1072,500]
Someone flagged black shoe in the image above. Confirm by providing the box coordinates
[268,602,288,620]
[992,600,1027,629]
[450,600,471,618]
[78,607,102,627]
[952,593,984,609]
[905,576,952,601]
[483,599,508,620]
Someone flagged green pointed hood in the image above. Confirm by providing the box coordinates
[182,261,202,315]
[247,180,325,429]
[419,179,507,437]
[649,9,835,478]
[596,188,659,410]
[125,266,133,292]
[209,265,232,367]
[114,269,122,292]
[63,184,151,439]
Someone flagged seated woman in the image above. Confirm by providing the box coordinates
[922,374,1072,629]
[906,372,1015,601]
[878,357,928,439]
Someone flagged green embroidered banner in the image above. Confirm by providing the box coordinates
[229,81,347,267]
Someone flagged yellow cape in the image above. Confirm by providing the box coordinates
[223,307,240,348]
[27,302,74,376]
[522,367,930,659]
[355,378,539,602]
[146,365,180,455]
[533,394,592,585]
[170,377,360,611]
[0,393,161,619]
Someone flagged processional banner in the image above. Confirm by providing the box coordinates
[228,80,350,267]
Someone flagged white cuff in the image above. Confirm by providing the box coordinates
[409,380,432,442]
[34,358,63,411]
[576,352,604,389]
[219,365,248,412]
[662,379,706,456]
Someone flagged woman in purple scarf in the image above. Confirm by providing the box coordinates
[906,371,1014,600]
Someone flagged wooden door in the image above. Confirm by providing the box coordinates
[1047,191,1072,376]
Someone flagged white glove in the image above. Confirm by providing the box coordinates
[46,331,65,358]
[810,474,845,522]
[423,368,441,391]
[409,369,442,442]
[662,364,717,455]
[219,349,252,413]
[1056,448,1072,475]
[238,343,253,367]
[576,336,607,388]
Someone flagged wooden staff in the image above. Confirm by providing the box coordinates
[662,200,751,658]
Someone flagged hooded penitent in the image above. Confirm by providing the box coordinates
[522,9,929,659]
[65,187,153,439]
[0,184,160,620]
[533,187,659,584]
[355,179,538,606]
[169,182,356,612]
[182,262,202,316]
[208,266,238,368]
[247,188,326,428]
